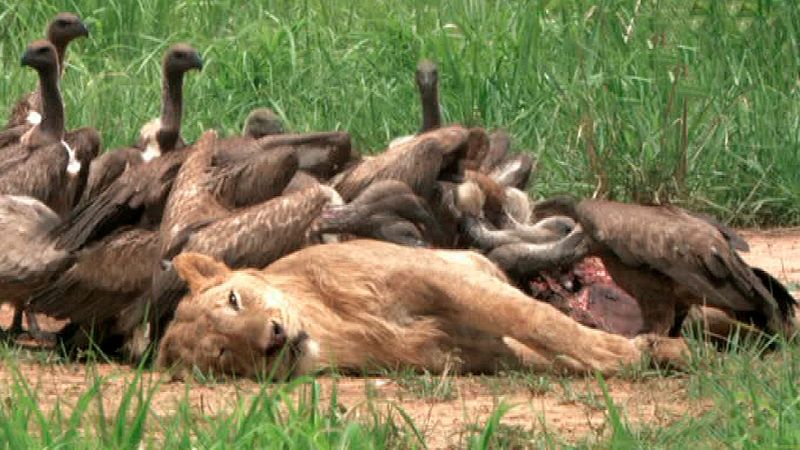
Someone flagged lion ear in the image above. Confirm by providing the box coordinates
[173,252,231,293]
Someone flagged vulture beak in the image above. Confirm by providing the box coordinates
[78,22,90,38]
[191,53,204,71]
[20,50,33,67]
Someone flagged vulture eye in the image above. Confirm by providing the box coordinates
[175,52,185,59]
[37,47,49,54]
[228,290,240,310]
[55,19,69,27]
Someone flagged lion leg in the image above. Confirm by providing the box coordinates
[426,268,687,375]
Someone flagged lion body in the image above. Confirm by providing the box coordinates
[158,240,687,379]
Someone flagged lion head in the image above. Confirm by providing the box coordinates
[157,253,307,380]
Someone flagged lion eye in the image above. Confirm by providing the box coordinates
[228,290,240,310]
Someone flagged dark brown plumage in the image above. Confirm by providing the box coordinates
[52,146,190,251]
[215,131,352,182]
[283,170,323,195]
[211,131,351,209]
[52,45,204,250]
[487,153,535,190]
[480,130,510,173]
[0,40,98,217]
[27,227,159,328]
[161,131,335,261]
[318,180,442,246]
[0,195,74,339]
[55,130,338,253]
[533,197,798,337]
[212,145,298,209]
[4,13,89,130]
[159,131,226,254]
[335,126,474,202]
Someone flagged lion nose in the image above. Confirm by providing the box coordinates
[272,322,286,345]
[264,321,287,357]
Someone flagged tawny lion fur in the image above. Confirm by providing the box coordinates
[157,240,689,379]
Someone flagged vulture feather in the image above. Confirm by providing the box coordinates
[4,13,88,130]
[533,197,797,337]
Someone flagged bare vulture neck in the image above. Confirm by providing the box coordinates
[50,41,69,77]
[419,84,441,133]
[37,64,65,140]
[157,70,185,151]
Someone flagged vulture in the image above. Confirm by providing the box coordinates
[26,226,160,352]
[334,126,479,202]
[4,13,89,130]
[80,44,203,205]
[214,130,352,189]
[385,59,530,190]
[0,40,99,217]
[389,58,442,148]
[0,195,74,340]
[532,197,798,338]
[475,129,536,191]
[416,58,442,133]
[242,107,284,138]
[487,152,536,191]
[31,131,327,357]
[452,177,580,288]
[216,127,353,184]
[318,180,444,247]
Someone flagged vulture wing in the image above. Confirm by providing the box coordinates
[28,227,159,325]
[334,138,444,201]
[212,145,298,209]
[0,141,69,212]
[79,147,143,205]
[577,200,793,333]
[0,195,73,297]
[52,148,189,251]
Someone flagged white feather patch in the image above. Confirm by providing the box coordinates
[388,134,414,149]
[141,143,162,162]
[26,111,42,125]
[61,140,81,175]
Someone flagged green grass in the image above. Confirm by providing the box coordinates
[0,0,797,224]
[1,0,800,446]
[4,336,800,448]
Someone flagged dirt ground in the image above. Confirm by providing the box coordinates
[1,229,798,447]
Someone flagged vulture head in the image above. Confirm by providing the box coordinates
[46,13,89,47]
[21,40,59,73]
[243,108,284,138]
[416,59,438,93]
[164,43,203,77]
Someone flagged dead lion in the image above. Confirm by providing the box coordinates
[157,240,689,379]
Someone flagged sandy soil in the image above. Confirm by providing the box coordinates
[0,229,798,447]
